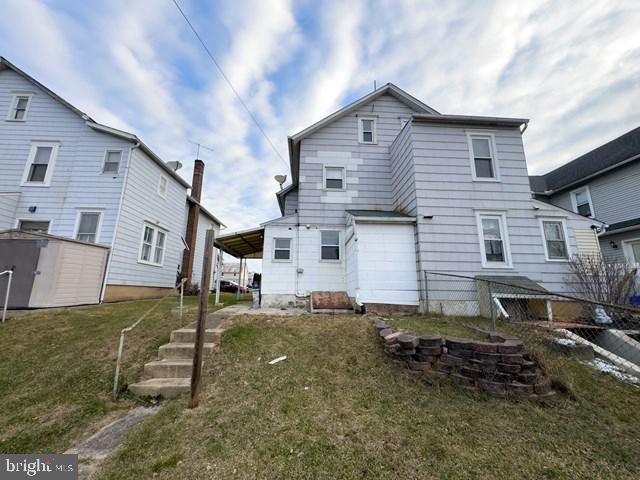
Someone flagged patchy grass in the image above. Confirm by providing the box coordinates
[0,292,246,454]
[95,314,640,480]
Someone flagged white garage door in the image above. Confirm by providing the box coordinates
[356,223,419,305]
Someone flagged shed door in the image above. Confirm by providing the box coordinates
[0,240,41,308]
[355,223,419,305]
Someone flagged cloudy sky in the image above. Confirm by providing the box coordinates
[1,0,639,234]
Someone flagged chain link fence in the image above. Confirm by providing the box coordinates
[423,271,640,385]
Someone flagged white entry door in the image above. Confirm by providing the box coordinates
[355,223,419,305]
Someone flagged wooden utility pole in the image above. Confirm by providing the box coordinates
[189,229,215,408]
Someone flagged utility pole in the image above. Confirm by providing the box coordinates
[189,229,215,408]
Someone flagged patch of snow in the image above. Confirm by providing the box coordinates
[582,358,640,384]
[594,305,613,324]
[554,338,576,346]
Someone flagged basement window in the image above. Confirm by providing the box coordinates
[18,219,50,233]
[320,230,340,261]
[273,238,292,261]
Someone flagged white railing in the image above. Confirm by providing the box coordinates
[1,270,13,324]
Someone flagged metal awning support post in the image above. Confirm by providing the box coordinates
[215,251,222,305]
[236,257,243,300]
[1,270,13,323]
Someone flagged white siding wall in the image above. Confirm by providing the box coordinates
[411,122,596,294]
[0,69,130,244]
[0,193,19,229]
[345,224,358,299]
[297,94,417,226]
[262,223,298,297]
[107,148,187,288]
[283,189,298,215]
[191,211,220,289]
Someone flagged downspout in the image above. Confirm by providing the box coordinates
[100,141,140,302]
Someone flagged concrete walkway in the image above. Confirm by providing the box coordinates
[66,407,159,480]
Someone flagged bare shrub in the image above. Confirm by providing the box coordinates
[567,254,637,305]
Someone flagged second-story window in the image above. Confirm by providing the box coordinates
[358,117,376,144]
[468,133,499,181]
[103,151,122,174]
[22,142,59,186]
[325,166,345,190]
[7,94,32,121]
[158,176,168,198]
[571,187,593,217]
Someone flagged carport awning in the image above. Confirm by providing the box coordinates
[215,227,264,259]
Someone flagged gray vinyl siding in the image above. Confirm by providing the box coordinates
[297,94,417,225]
[283,189,298,215]
[600,229,640,263]
[411,122,593,293]
[547,160,640,225]
[107,148,188,288]
[389,122,417,215]
[0,68,129,244]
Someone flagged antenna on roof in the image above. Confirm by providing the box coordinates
[188,140,215,159]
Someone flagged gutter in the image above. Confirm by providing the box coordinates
[99,141,140,302]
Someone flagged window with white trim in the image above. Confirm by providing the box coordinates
[139,223,167,266]
[320,230,340,261]
[324,166,345,190]
[18,220,50,233]
[358,117,376,144]
[623,239,640,264]
[541,219,568,260]
[468,134,498,180]
[75,211,102,243]
[21,142,59,186]
[477,213,511,267]
[7,94,32,121]
[103,150,122,174]
[273,238,292,261]
[158,176,168,197]
[571,187,593,217]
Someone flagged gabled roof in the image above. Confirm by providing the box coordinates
[0,57,190,189]
[530,126,640,194]
[286,83,440,184]
[275,183,297,215]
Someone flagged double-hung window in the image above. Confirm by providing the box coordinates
[273,238,292,261]
[477,213,511,268]
[22,141,59,186]
[103,150,122,174]
[324,166,345,190]
[7,94,32,121]
[468,133,499,180]
[75,211,102,243]
[540,219,569,260]
[358,117,376,144]
[320,231,340,261]
[571,187,593,217]
[139,223,167,266]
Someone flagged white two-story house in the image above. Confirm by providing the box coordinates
[0,57,223,303]
[223,84,602,313]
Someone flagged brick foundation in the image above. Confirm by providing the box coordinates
[372,318,555,400]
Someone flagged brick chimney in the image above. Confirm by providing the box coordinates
[181,160,205,285]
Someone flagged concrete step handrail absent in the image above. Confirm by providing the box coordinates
[112,277,188,400]
[1,270,13,324]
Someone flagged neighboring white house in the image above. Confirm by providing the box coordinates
[0,57,224,302]
[220,262,250,286]
[218,83,603,313]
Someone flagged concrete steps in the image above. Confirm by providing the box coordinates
[129,325,224,398]
[129,378,190,398]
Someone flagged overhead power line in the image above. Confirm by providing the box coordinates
[171,0,290,171]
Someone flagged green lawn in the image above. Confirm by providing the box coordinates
[0,291,247,454]
[93,314,639,480]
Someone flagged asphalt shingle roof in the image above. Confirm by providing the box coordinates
[530,126,640,193]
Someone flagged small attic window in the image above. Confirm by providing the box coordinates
[7,94,32,121]
[358,117,377,144]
